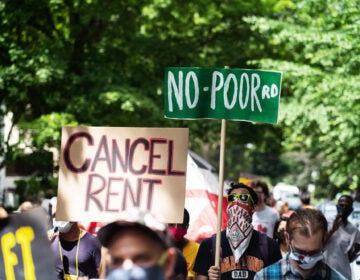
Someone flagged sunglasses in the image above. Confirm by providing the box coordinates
[290,243,322,257]
[226,193,254,204]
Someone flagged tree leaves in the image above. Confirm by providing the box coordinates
[248,0,360,193]
[1,0,359,198]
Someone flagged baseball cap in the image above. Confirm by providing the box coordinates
[97,208,170,249]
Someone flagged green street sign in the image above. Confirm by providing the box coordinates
[164,67,282,124]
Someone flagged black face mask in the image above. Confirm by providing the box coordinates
[337,205,353,221]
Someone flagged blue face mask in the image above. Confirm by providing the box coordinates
[106,265,166,280]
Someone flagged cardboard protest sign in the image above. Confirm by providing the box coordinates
[56,126,189,223]
[0,208,56,279]
[238,173,261,186]
[164,67,282,124]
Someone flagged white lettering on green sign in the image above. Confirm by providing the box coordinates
[168,70,279,113]
[164,67,282,124]
[167,71,200,111]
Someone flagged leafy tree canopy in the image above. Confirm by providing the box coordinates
[246,0,360,195]
[1,0,359,200]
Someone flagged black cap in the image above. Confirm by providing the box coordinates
[97,208,170,249]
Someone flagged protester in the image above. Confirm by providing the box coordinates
[97,207,177,280]
[274,216,290,257]
[254,208,346,279]
[277,200,294,219]
[266,193,277,208]
[1,207,58,279]
[168,208,199,280]
[193,182,282,279]
[249,179,280,238]
[324,194,360,280]
[49,221,101,279]
[300,192,315,209]
[174,248,189,280]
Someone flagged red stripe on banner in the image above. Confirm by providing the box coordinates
[185,189,229,242]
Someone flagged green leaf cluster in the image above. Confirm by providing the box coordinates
[247,0,360,196]
[1,0,359,201]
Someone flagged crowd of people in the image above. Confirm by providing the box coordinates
[1,179,360,279]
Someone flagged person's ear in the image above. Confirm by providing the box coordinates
[163,247,177,279]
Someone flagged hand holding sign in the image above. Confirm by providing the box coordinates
[164,66,283,269]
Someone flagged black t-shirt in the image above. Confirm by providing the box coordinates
[193,230,282,279]
[50,232,101,279]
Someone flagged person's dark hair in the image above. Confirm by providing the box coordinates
[183,208,190,226]
[227,182,258,205]
[300,192,311,205]
[339,194,354,205]
[250,179,269,197]
[286,208,327,240]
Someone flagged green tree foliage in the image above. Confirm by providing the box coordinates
[1,0,358,200]
[0,0,284,181]
[246,0,360,196]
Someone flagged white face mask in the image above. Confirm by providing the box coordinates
[106,265,166,280]
[53,221,74,233]
[226,201,254,262]
[289,247,324,270]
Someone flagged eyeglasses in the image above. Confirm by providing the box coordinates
[290,243,322,257]
[226,193,254,204]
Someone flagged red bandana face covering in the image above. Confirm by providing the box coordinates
[168,227,187,242]
[226,201,254,263]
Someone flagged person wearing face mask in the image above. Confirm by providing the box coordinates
[254,208,346,279]
[249,179,280,238]
[49,221,102,279]
[274,216,290,257]
[168,208,200,280]
[323,194,360,280]
[193,182,282,280]
[97,207,178,280]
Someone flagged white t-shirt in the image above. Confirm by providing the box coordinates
[252,205,280,238]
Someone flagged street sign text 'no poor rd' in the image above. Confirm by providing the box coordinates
[164,67,282,124]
